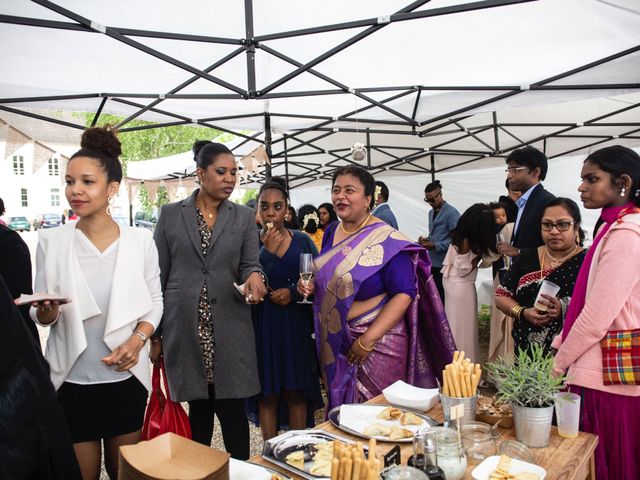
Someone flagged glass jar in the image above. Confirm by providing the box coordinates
[461,421,497,464]
[499,439,535,464]
[431,427,467,480]
[384,466,429,480]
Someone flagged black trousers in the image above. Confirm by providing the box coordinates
[431,267,445,307]
[188,384,250,460]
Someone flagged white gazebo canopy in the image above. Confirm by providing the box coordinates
[1,0,639,187]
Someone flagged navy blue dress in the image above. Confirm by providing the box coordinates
[247,230,323,428]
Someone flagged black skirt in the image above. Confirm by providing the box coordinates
[57,376,148,443]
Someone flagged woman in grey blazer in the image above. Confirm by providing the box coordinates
[152,141,267,459]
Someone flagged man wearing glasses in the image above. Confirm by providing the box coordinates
[497,146,555,260]
[419,180,460,305]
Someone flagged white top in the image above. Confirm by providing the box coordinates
[30,223,163,391]
[66,230,131,384]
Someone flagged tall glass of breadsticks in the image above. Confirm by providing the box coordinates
[331,438,382,480]
[440,350,481,427]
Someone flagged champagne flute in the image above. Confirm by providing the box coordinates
[298,253,314,304]
[496,233,511,270]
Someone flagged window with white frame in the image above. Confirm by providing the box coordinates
[21,188,28,207]
[48,157,59,176]
[51,188,60,207]
[13,155,24,175]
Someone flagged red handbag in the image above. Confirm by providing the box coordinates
[142,359,192,440]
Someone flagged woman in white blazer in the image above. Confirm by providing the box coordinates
[31,127,163,480]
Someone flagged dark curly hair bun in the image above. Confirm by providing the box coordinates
[269,176,287,189]
[192,140,211,159]
[71,126,123,183]
[81,127,122,160]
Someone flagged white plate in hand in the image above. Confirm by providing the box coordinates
[14,292,71,306]
[471,455,546,480]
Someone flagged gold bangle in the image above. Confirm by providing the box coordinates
[357,337,375,352]
[510,304,524,320]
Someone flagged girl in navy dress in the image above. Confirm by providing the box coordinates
[249,177,323,440]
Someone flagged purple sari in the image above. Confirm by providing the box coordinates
[313,222,455,411]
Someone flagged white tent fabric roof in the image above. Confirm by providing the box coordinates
[1,0,639,187]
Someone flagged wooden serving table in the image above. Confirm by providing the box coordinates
[251,395,598,479]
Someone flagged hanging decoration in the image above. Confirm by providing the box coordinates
[351,142,367,161]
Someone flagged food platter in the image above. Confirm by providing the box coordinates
[230,458,292,480]
[262,430,368,480]
[328,404,439,443]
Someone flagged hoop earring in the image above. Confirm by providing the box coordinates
[620,187,626,197]
[106,196,114,216]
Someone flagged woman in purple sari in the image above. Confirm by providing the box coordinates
[299,167,455,411]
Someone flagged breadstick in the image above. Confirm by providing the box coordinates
[471,373,479,396]
[459,370,468,397]
[457,350,465,364]
[351,458,362,480]
[368,438,377,466]
[365,466,376,480]
[355,442,364,459]
[359,462,368,480]
[447,363,462,397]
[453,350,459,362]
[465,370,473,397]
[442,369,449,396]
[343,457,353,480]
[334,442,342,460]
[332,458,340,480]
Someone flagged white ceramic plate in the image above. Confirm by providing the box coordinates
[382,380,440,411]
[229,458,291,480]
[471,455,546,480]
[14,292,71,306]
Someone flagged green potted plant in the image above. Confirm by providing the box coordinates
[486,343,566,447]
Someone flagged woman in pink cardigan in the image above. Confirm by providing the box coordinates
[552,145,640,480]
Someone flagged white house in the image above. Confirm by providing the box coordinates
[0,111,131,224]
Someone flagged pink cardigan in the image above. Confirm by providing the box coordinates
[553,213,640,396]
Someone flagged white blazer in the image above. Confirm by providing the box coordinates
[31,223,163,390]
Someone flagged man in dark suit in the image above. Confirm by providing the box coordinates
[497,146,555,260]
[0,223,37,340]
[372,181,399,229]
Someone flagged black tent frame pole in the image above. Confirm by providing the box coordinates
[244,0,256,96]
[264,113,272,179]
[90,97,108,127]
[430,153,435,182]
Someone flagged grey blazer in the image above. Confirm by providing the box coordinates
[154,190,262,402]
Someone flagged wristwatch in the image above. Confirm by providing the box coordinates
[133,330,148,344]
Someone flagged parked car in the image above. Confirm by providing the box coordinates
[7,216,31,232]
[134,211,157,231]
[112,213,130,227]
[33,213,62,230]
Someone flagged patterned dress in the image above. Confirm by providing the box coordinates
[496,248,586,355]
[196,208,215,383]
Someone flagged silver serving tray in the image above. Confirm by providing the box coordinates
[328,404,440,443]
[262,429,368,480]
[244,460,293,480]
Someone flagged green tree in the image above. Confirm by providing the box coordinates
[241,188,258,205]
[155,185,170,209]
[138,183,153,215]
[76,113,234,164]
